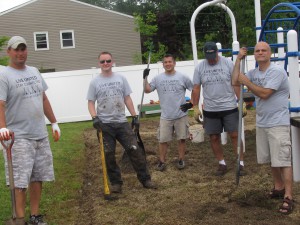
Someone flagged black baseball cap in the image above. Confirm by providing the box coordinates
[204,42,218,60]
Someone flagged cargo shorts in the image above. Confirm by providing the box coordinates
[2,137,55,188]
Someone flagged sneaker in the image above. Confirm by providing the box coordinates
[239,165,247,176]
[155,161,166,171]
[111,184,122,193]
[142,180,157,189]
[28,215,47,225]
[177,159,185,170]
[215,164,227,176]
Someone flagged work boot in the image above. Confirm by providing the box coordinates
[28,215,47,225]
[111,184,122,193]
[215,164,227,176]
[142,180,157,189]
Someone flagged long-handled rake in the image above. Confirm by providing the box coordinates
[236,58,245,186]
[98,130,117,201]
[1,132,16,221]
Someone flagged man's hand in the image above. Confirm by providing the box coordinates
[180,102,193,112]
[193,106,203,123]
[238,47,247,60]
[238,73,250,85]
[93,116,104,131]
[0,128,10,141]
[131,115,140,132]
[51,123,61,142]
[143,68,150,79]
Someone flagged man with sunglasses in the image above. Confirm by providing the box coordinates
[87,51,156,194]
[0,36,60,225]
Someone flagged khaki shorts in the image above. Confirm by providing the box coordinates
[158,116,189,143]
[2,137,55,188]
[256,126,291,167]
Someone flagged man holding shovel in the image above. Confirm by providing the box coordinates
[0,36,61,225]
[232,42,293,214]
[144,54,193,171]
[87,51,156,194]
[192,42,246,176]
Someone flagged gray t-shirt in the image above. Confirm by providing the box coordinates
[246,64,290,127]
[193,56,237,111]
[149,71,193,120]
[86,72,132,123]
[0,66,48,140]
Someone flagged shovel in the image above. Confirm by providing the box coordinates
[1,132,16,221]
[236,58,245,186]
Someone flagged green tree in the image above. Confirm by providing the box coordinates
[0,36,9,66]
[134,11,167,63]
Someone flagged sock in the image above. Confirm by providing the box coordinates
[219,160,226,165]
[240,161,244,166]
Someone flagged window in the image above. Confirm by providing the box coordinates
[60,30,75,49]
[34,32,49,50]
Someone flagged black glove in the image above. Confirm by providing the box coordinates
[180,102,193,112]
[92,116,103,131]
[143,68,150,79]
[131,115,140,131]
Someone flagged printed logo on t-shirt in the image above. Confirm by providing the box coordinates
[15,76,42,99]
[252,77,265,87]
[202,68,231,86]
[159,80,180,93]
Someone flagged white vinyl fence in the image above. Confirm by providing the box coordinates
[42,56,257,124]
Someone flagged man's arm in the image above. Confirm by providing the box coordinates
[88,100,97,118]
[0,100,6,128]
[144,78,152,93]
[238,74,274,99]
[124,95,137,116]
[192,84,201,107]
[232,47,247,86]
[43,93,57,123]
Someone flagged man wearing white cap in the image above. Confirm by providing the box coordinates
[0,36,60,225]
[192,42,245,176]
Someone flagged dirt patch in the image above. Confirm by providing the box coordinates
[76,110,300,225]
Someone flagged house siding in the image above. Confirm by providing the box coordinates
[0,0,141,71]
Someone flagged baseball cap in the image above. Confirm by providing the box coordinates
[204,42,218,60]
[7,36,27,49]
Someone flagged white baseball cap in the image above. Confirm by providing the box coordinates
[7,36,27,49]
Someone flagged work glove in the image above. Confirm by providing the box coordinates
[143,68,150,79]
[93,116,104,131]
[193,106,203,123]
[0,128,10,141]
[180,102,193,112]
[131,115,140,132]
[51,123,61,142]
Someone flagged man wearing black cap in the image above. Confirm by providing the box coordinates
[192,42,245,176]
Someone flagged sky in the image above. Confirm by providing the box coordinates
[0,0,31,13]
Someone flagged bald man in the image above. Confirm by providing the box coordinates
[232,42,293,215]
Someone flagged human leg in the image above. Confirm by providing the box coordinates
[209,134,224,161]
[174,116,189,161]
[100,128,122,186]
[116,123,152,184]
[158,142,168,163]
[29,181,42,216]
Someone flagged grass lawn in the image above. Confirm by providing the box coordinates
[0,121,91,225]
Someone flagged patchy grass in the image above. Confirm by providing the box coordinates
[1,111,300,225]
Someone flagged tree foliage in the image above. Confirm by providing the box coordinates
[79,0,300,61]
[0,36,9,66]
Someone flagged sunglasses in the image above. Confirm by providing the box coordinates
[99,59,112,64]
